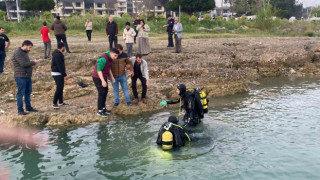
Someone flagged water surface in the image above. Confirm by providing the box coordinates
[1,77,320,179]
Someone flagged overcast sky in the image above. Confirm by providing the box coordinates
[216,0,320,8]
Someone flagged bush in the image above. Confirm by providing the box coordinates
[180,15,189,23]
[216,16,223,21]
[190,15,197,23]
[0,10,6,21]
[139,13,145,20]
[304,30,315,37]
[43,11,53,20]
[255,4,280,30]
[122,13,131,19]
[203,14,212,21]
[157,14,165,21]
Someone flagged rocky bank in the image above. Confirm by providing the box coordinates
[1,37,320,126]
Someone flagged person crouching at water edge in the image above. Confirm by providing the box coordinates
[157,116,191,150]
[160,84,204,126]
[92,48,119,117]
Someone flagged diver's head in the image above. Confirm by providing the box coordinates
[176,84,186,96]
[168,116,178,124]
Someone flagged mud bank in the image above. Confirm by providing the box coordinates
[1,37,320,126]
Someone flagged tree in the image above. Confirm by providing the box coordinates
[270,0,302,19]
[21,0,55,14]
[310,5,320,17]
[229,0,263,16]
[167,0,216,15]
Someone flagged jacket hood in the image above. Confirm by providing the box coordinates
[168,116,178,124]
[54,19,62,24]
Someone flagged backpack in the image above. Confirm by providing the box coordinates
[187,88,208,113]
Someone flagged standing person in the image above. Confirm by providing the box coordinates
[40,21,51,59]
[111,44,133,107]
[0,27,10,74]
[136,20,151,55]
[166,15,174,47]
[133,15,141,44]
[172,18,183,53]
[92,48,119,117]
[51,16,71,53]
[122,22,136,57]
[106,17,118,49]
[129,53,149,104]
[11,40,39,115]
[51,42,69,109]
[85,19,92,41]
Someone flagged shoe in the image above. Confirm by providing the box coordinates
[127,102,132,106]
[97,110,109,117]
[172,51,180,53]
[141,98,147,104]
[133,98,139,104]
[59,103,69,106]
[53,104,60,109]
[67,51,72,53]
[102,108,111,115]
[113,103,119,107]
[18,110,27,116]
[26,107,38,112]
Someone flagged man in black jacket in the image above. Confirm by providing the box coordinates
[11,40,39,115]
[106,17,118,49]
[133,15,141,44]
[51,42,68,109]
[166,15,174,47]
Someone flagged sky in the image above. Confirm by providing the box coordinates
[215,0,320,8]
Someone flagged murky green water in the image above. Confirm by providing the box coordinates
[1,77,320,180]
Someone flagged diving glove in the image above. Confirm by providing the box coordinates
[160,100,167,106]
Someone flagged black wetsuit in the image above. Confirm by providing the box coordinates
[156,122,190,147]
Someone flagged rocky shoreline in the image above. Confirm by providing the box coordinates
[1,37,320,126]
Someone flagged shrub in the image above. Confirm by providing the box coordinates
[180,15,189,23]
[216,16,223,21]
[0,10,6,21]
[190,15,197,23]
[203,14,212,21]
[304,30,315,37]
[43,11,53,20]
[122,13,131,18]
[157,14,165,21]
[139,13,145,20]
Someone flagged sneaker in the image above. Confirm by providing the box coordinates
[133,98,139,104]
[113,103,119,107]
[52,104,60,109]
[59,103,69,107]
[141,98,147,104]
[18,110,27,116]
[67,51,72,53]
[97,110,108,117]
[26,107,38,112]
[127,102,132,106]
[103,108,111,115]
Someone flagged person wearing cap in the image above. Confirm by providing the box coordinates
[156,116,191,149]
[160,84,204,126]
[123,22,136,57]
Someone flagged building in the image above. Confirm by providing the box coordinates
[56,0,109,17]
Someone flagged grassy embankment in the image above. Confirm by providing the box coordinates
[1,14,320,40]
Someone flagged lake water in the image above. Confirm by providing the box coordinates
[1,77,320,180]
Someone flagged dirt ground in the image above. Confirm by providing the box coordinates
[1,35,320,126]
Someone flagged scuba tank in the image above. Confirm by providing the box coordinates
[188,88,209,113]
[161,122,173,150]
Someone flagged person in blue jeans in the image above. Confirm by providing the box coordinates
[0,27,11,74]
[111,44,134,107]
[11,40,39,115]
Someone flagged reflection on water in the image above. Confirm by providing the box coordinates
[1,77,320,179]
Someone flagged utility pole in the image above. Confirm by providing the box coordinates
[221,0,223,17]
[16,0,20,22]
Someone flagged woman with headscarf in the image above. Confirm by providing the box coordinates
[136,20,151,55]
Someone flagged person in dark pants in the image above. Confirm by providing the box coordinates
[51,16,71,53]
[92,48,119,117]
[11,40,39,115]
[106,17,118,49]
[51,42,69,109]
[0,27,10,74]
[166,15,174,47]
[40,21,51,59]
[129,54,149,104]
[85,19,92,41]
[133,15,141,44]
